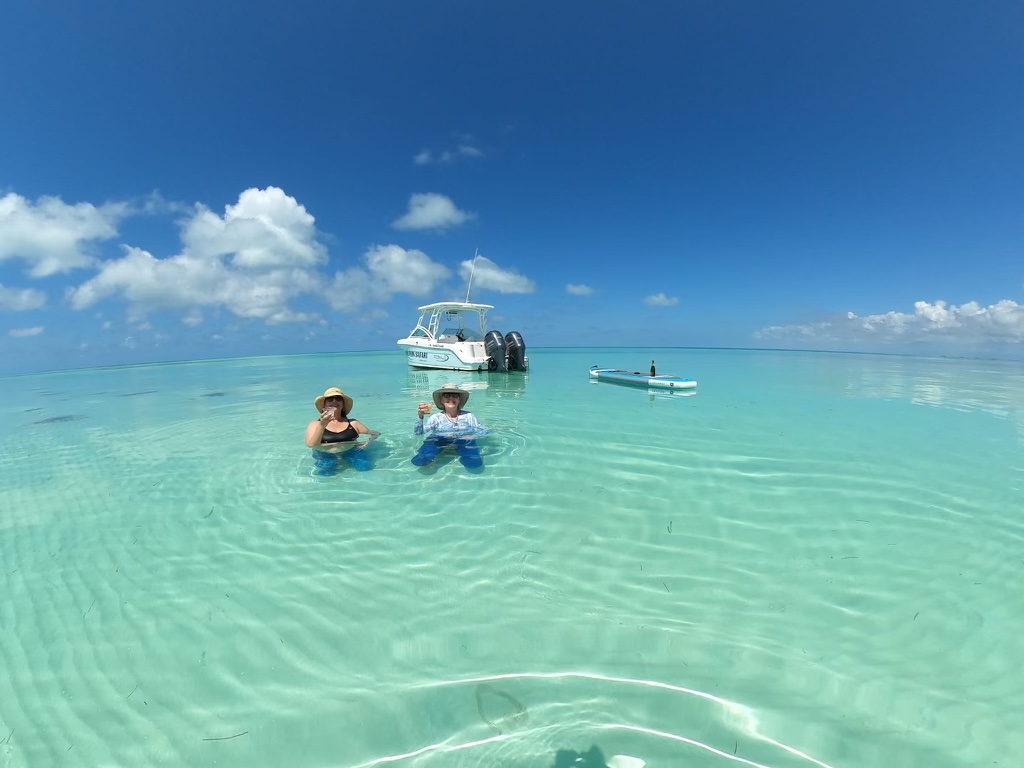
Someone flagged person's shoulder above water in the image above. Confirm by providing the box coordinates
[305,386,380,449]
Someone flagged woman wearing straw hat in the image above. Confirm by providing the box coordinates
[306,387,380,472]
[413,382,489,469]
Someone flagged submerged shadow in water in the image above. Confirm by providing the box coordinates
[551,746,607,767]
[311,442,390,476]
[552,745,645,768]
[34,414,84,424]
[474,683,528,734]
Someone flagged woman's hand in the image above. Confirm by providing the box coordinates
[319,407,336,425]
[358,429,381,449]
[417,402,432,418]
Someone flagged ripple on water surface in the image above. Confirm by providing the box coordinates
[0,350,1022,768]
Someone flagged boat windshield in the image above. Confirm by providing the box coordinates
[438,326,483,341]
[408,305,488,341]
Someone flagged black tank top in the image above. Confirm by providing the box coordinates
[321,421,359,444]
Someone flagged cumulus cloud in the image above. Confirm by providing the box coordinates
[9,326,43,337]
[67,187,326,324]
[29,186,491,326]
[644,293,679,306]
[392,193,474,230]
[364,244,450,295]
[0,193,128,276]
[183,186,325,269]
[566,283,594,296]
[755,299,1024,346]
[458,255,534,294]
[0,284,46,311]
[325,244,450,312]
[68,246,321,323]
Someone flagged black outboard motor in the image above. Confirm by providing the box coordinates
[505,331,528,371]
[484,330,508,372]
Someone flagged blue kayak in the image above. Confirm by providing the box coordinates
[589,366,697,390]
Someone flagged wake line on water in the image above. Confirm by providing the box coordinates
[343,670,838,768]
[348,733,514,768]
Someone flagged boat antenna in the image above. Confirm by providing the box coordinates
[464,248,480,303]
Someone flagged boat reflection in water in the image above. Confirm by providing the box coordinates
[404,368,528,402]
[402,368,528,465]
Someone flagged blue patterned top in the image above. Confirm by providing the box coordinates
[414,411,489,438]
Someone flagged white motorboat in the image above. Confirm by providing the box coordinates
[397,250,529,372]
[397,300,528,372]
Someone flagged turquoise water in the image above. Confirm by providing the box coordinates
[1,348,1022,768]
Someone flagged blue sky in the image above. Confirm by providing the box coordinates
[1,1,1022,374]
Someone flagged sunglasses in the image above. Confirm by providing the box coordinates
[325,396,344,403]
[441,393,460,400]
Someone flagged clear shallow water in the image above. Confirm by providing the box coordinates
[1,348,1022,768]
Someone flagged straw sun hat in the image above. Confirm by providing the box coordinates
[314,387,354,414]
[432,383,470,410]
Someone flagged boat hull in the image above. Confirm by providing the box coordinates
[589,367,697,390]
[399,340,490,371]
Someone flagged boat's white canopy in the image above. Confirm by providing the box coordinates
[400,300,493,343]
[416,301,494,312]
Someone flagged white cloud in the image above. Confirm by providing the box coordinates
[325,244,450,312]
[24,186,498,327]
[392,193,474,230]
[0,284,46,310]
[69,247,218,314]
[365,244,450,295]
[0,193,128,276]
[413,141,484,165]
[644,293,679,306]
[9,326,43,337]
[69,246,322,324]
[566,283,594,296]
[325,266,376,312]
[67,187,327,324]
[183,186,326,269]
[755,299,1024,346]
[459,255,534,294]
